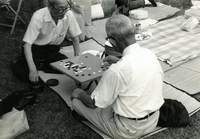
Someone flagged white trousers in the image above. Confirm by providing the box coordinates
[72,99,159,139]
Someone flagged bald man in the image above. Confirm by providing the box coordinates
[71,14,164,139]
[13,0,81,83]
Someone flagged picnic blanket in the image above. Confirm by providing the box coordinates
[85,2,181,46]
[138,16,200,65]
[38,70,200,139]
[86,15,200,66]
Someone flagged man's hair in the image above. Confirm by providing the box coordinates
[48,0,56,6]
[48,0,68,7]
[105,14,136,41]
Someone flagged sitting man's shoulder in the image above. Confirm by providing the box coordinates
[32,7,49,19]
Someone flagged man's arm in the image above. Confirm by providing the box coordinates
[103,55,120,65]
[71,88,96,109]
[71,36,80,56]
[24,43,39,83]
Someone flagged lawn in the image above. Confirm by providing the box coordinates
[0,0,200,139]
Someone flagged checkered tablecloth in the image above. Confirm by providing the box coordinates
[140,2,181,21]
[138,16,200,65]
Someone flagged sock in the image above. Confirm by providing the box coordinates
[144,0,151,5]
[145,0,157,6]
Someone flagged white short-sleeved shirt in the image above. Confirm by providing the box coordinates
[91,43,164,118]
[23,7,81,46]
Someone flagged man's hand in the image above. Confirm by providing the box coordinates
[71,88,96,108]
[103,56,120,65]
[71,88,84,100]
[24,43,39,83]
[29,69,39,83]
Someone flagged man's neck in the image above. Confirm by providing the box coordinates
[52,16,59,25]
[54,19,58,25]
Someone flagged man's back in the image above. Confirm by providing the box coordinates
[106,43,164,118]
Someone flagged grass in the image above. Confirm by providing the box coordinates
[0,0,200,139]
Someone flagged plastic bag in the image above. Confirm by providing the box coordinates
[181,16,199,32]
[0,108,29,139]
[158,99,190,127]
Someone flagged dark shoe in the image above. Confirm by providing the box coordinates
[72,110,87,121]
[29,81,44,93]
[11,89,30,99]
[14,91,37,111]
[1,95,15,115]
[148,0,157,7]
[7,89,30,107]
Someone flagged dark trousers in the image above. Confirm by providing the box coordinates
[0,101,4,117]
[115,0,145,15]
[116,0,145,9]
[12,44,67,82]
[129,0,145,9]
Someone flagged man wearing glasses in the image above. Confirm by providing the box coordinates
[13,0,81,83]
[71,14,164,139]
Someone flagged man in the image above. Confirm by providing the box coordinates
[116,0,157,8]
[12,0,81,83]
[71,14,164,139]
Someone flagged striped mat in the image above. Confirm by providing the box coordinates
[164,56,200,95]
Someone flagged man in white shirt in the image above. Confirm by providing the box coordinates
[71,14,164,139]
[12,0,81,83]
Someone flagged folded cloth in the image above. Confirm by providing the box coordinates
[181,16,199,32]
[184,8,200,21]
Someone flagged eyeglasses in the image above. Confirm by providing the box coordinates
[105,36,116,47]
[48,0,71,14]
[105,36,115,41]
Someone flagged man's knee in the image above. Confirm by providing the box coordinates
[72,99,82,110]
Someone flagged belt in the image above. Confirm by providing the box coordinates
[128,111,156,121]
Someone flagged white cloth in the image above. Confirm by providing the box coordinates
[23,7,81,46]
[91,43,164,118]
